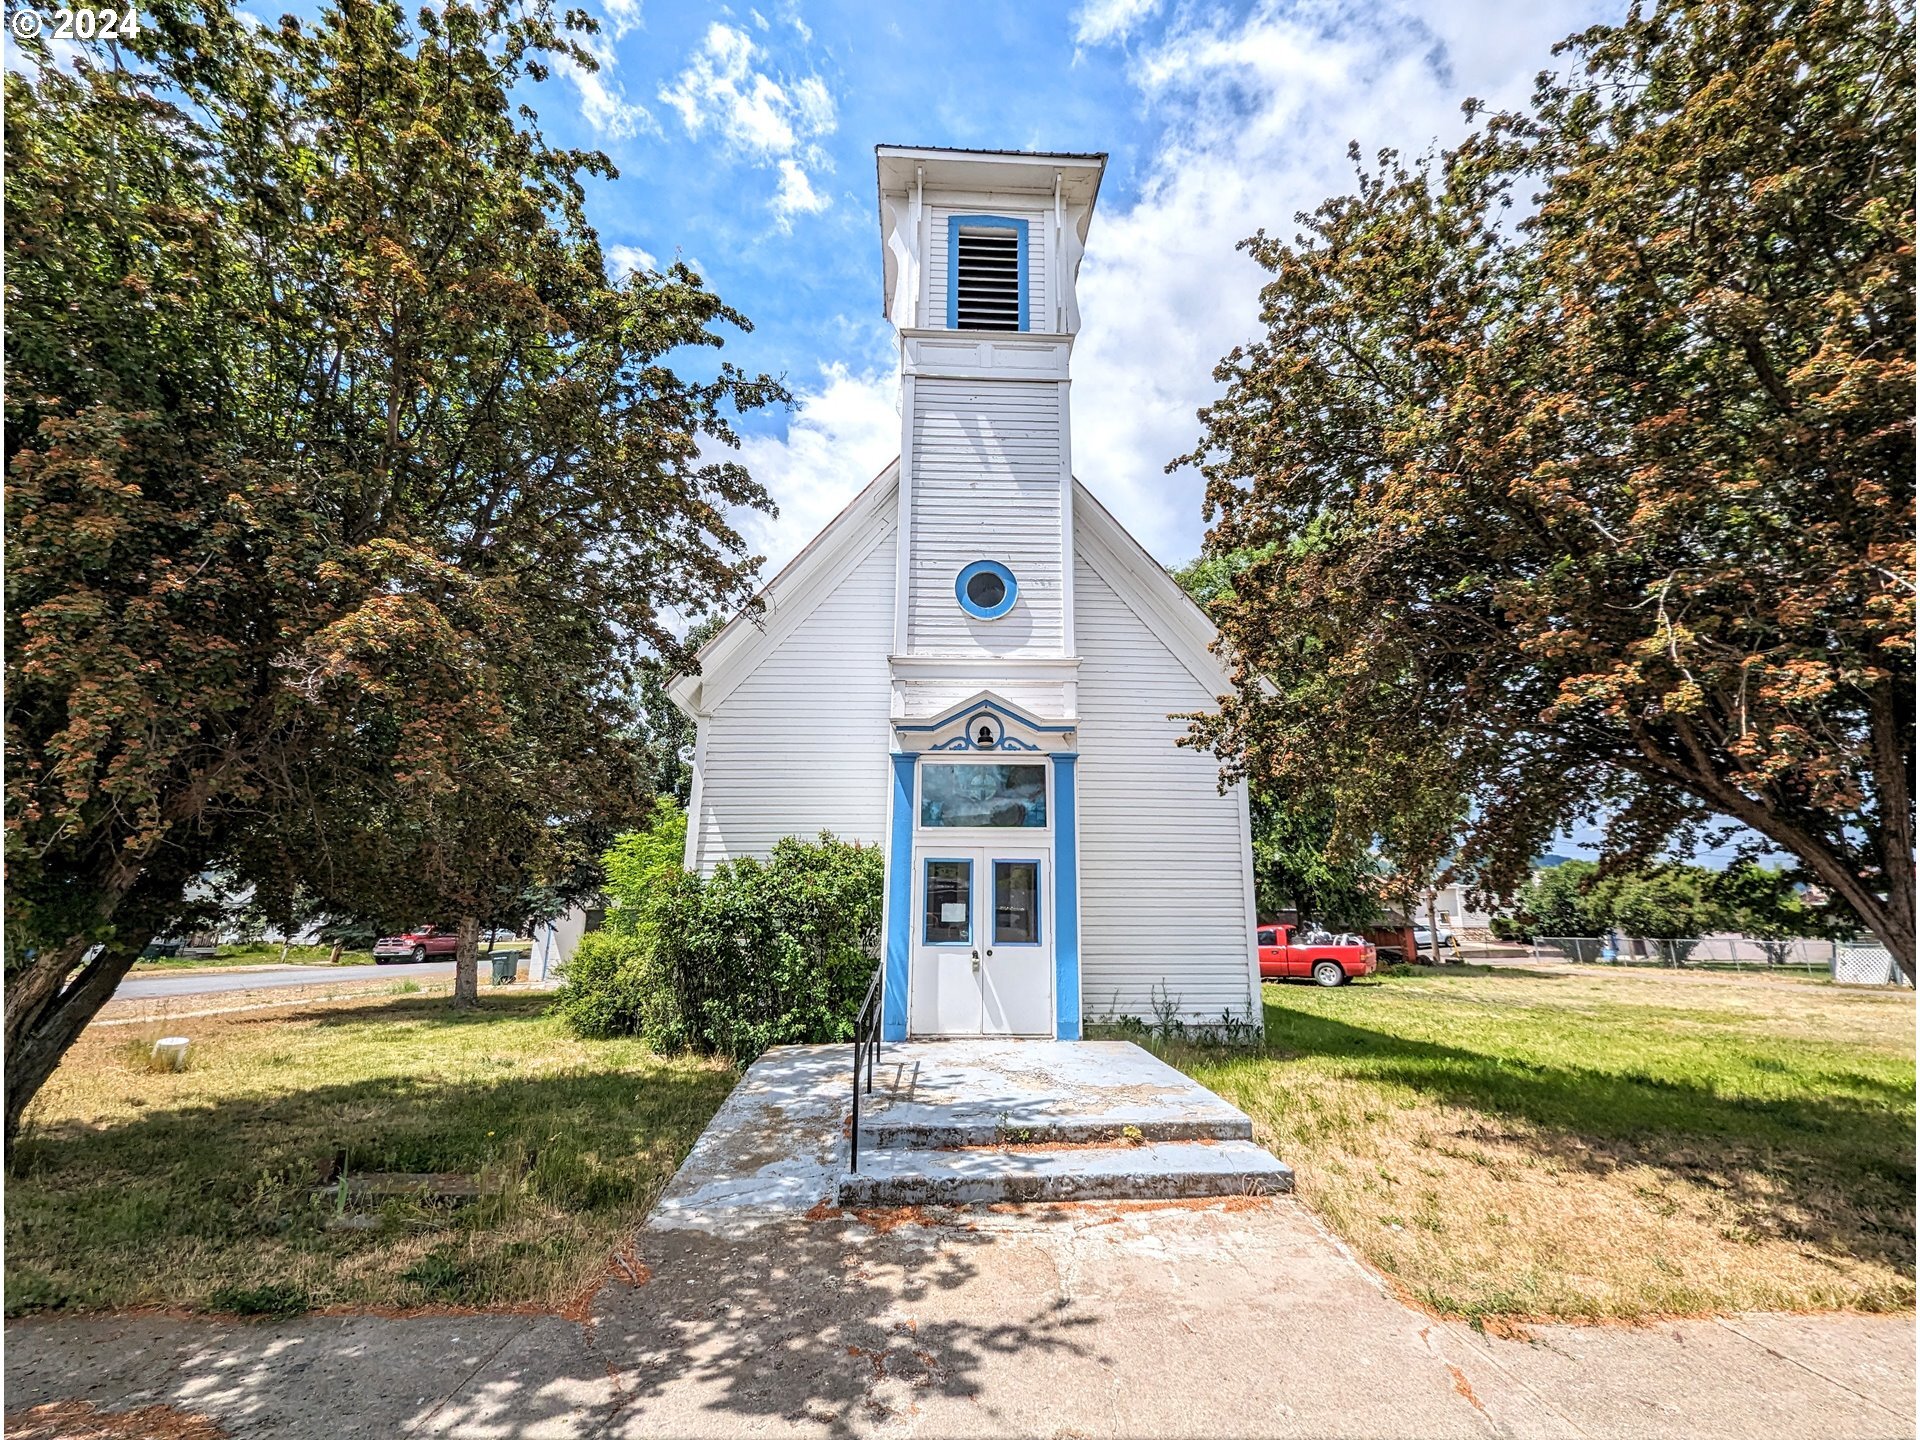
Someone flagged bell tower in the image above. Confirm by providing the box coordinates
[875,146,1106,721]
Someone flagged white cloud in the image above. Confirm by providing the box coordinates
[601,0,643,40]
[661,23,838,228]
[771,159,831,230]
[728,364,900,575]
[605,243,657,279]
[1072,0,1161,46]
[1068,0,1617,562]
[565,45,653,138]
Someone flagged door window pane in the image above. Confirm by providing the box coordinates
[920,763,1047,828]
[923,860,972,944]
[994,861,1040,944]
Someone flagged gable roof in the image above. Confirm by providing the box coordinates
[667,463,1234,718]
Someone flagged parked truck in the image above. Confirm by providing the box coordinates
[1256,924,1378,987]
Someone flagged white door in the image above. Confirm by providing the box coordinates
[911,850,983,1036]
[909,846,1052,1037]
[980,852,1050,1035]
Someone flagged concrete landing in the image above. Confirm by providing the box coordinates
[837,1137,1291,1206]
[646,1039,1290,1231]
[858,1039,1256,1147]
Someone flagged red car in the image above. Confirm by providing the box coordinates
[1257,924,1378,986]
[373,926,459,964]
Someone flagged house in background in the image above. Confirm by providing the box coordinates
[666,144,1260,1041]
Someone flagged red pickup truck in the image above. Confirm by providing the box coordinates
[1257,924,1378,987]
[373,926,460,963]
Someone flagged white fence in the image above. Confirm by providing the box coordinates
[1529,935,1910,987]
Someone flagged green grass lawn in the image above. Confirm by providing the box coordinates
[1155,964,1915,1322]
[7,992,735,1316]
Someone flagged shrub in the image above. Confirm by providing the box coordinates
[556,829,883,1061]
[551,930,654,1039]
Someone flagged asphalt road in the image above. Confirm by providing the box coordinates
[114,960,461,1001]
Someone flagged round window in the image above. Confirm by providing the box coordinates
[955,560,1018,620]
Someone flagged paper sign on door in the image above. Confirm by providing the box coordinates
[940,903,967,923]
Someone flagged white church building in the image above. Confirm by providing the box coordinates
[666,145,1260,1042]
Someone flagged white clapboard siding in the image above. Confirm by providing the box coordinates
[1074,555,1257,1024]
[692,522,897,874]
[908,377,1064,655]
[927,203,1050,331]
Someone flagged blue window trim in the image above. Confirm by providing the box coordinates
[947,214,1029,331]
[955,560,1018,621]
[992,857,1044,948]
[1051,753,1081,1040]
[883,753,914,1040]
[921,856,975,946]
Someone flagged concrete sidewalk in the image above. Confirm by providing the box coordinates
[7,1197,1913,1439]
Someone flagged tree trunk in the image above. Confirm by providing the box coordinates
[452,913,481,1009]
[5,931,153,1157]
[328,941,345,966]
[1426,894,1442,965]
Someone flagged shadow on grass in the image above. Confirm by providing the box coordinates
[1167,1004,1915,1273]
[5,1055,737,1318]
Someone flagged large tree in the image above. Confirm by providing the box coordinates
[1182,0,1915,975]
[4,0,784,1134]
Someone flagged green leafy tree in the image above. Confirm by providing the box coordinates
[634,616,724,808]
[601,799,690,936]
[1590,866,1710,944]
[4,0,784,1138]
[1172,552,1387,929]
[1181,0,1915,977]
[1514,860,1606,938]
[1704,861,1851,961]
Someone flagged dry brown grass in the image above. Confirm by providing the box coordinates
[1162,964,1915,1321]
[5,1401,228,1439]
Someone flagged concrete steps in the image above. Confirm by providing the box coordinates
[837,1138,1293,1207]
[859,1109,1252,1150]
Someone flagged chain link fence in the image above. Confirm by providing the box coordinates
[1526,935,1910,987]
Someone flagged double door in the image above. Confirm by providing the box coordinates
[910,845,1051,1036]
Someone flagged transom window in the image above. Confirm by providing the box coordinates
[921,763,1047,828]
[948,215,1028,331]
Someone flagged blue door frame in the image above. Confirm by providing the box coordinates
[883,750,1079,1041]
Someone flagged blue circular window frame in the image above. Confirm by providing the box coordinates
[955,560,1018,620]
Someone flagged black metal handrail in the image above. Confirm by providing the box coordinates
[850,962,882,1172]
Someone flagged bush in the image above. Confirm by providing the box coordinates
[555,829,883,1061]
[551,930,654,1039]
[1489,915,1526,942]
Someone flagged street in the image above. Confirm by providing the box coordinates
[113,961,460,1001]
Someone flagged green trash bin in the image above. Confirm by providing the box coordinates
[490,950,516,985]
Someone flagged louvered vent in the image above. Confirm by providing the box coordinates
[955,227,1021,330]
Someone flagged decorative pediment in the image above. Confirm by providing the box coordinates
[892,692,1076,756]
